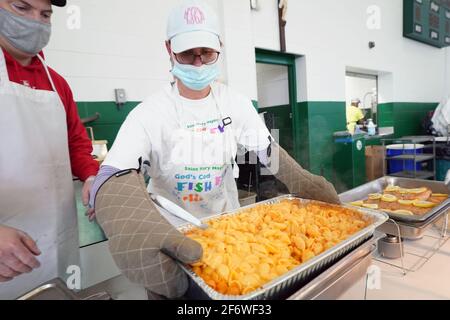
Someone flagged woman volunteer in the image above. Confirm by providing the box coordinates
[89,0,340,299]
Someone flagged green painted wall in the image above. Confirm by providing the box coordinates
[296,102,310,169]
[296,101,346,183]
[77,101,140,149]
[377,103,394,128]
[306,102,347,181]
[378,102,438,138]
[259,105,294,157]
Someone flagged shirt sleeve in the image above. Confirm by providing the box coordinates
[89,165,120,208]
[102,108,152,170]
[235,96,271,152]
[59,80,99,181]
[357,108,365,121]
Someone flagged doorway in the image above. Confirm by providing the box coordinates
[256,62,293,156]
[345,72,379,125]
[235,49,299,201]
[255,49,299,160]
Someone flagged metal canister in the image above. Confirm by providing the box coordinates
[377,235,403,259]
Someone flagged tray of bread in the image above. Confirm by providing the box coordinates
[177,195,388,300]
[339,176,450,223]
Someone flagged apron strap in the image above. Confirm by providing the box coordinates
[36,53,58,93]
[168,81,240,177]
[0,49,10,85]
[210,84,240,178]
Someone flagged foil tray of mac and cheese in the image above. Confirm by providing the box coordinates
[177,195,388,300]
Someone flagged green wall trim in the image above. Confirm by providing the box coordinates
[255,48,297,66]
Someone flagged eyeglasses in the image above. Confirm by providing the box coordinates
[174,50,220,65]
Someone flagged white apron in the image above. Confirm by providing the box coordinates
[147,83,240,223]
[0,50,79,299]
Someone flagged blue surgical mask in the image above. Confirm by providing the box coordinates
[171,60,220,91]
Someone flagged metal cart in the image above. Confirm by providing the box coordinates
[381,135,436,180]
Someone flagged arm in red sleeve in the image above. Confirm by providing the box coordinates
[58,79,99,181]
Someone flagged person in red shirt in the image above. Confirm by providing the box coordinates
[0,0,98,297]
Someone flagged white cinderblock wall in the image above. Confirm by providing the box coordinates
[445,48,450,100]
[47,0,450,104]
[47,0,256,102]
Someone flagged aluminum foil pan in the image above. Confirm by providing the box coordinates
[178,195,388,300]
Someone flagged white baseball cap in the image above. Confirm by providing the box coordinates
[167,0,221,54]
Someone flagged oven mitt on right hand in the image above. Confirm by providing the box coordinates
[94,168,202,298]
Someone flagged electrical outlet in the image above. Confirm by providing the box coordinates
[114,89,127,105]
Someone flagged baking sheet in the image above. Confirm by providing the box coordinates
[339,176,450,223]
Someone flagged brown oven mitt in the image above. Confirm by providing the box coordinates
[94,168,202,298]
[269,141,341,204]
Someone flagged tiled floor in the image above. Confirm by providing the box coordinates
[363,224,450,300]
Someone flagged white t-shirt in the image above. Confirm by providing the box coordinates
[103,81,271,217]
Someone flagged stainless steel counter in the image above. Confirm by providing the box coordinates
[17,276,148,300]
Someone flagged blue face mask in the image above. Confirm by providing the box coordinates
[171,60,220,91]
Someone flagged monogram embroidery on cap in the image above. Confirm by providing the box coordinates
[184,6,205,24]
